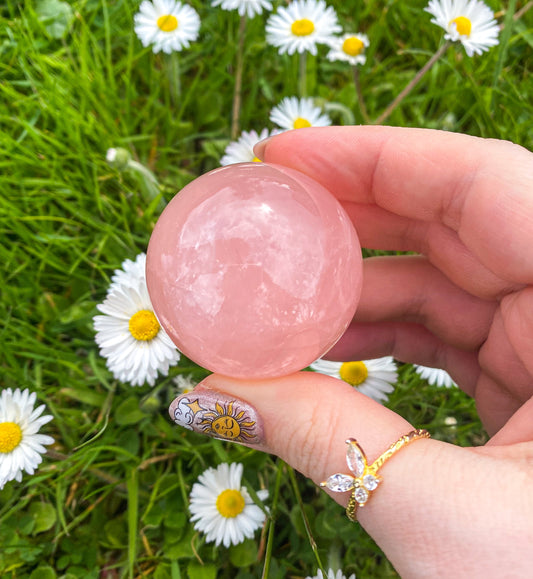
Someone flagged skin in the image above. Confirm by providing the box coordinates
[196,127,533,578]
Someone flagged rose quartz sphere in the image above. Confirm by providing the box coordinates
[146,162,362,379]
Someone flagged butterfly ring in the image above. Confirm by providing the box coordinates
[320,429,431,522]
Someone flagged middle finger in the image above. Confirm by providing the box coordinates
[354,255,496,350]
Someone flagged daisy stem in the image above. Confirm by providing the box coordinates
[261,459,284,579]
[490,0,518,111]
[374,40,450,125]
[168,52,181,104]
[352,65,370,123]
[287,465,327,575]
[298,51,307,97]
[128,160,158,188]
[127,160,165,209]
[231,14,247,140]
[126,466,139,579]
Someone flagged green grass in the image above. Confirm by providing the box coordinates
[0,0,531,577]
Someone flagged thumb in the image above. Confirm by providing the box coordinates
[169,372,432,563]
[169,371,414,484]
[168,372,522,577]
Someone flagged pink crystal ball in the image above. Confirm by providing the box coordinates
[146,162,362,379]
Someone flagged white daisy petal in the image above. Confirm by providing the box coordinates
[189,462,268,547]
[134,0,201,54]
[270,96,331,131]
[425,0,499,56]
[93,278,180,387]
[310,357,398,404]
[220,128,280,166]
[173,374,197,396]
[211,0,272,18]
[307,569,357,579]
[266,0,341,55]
[0,388,54,489]
[414,364,457,388]
[109,253,147,291]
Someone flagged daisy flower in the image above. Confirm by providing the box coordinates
[414,364,457,388]
[270,97,331,131]
[173,373,196,395]
[189,462,269,547]
[93,280,180,387]
[211,0,273,18]
[134,0,200,54]
[265,0,341,55]
[109,253,147,291]
[220,128,279,165]
[445,416,458,428]
[307,570,356,579]
[425,0,499,57]
[0,388,54,490]
[327,32,370,66]
[310,357,398,403]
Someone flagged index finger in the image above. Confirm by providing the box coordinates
[255,126,533,285]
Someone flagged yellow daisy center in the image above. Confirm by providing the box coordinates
[157,14,178,33]
[216,489,246,518]
[291,18,315,37]
[450,16,472,37]
[293,117,312,129]
[342,37,365,57]
[252,156,262,162]
[339,361,369,386]
[0,422,23,454]
[128,310,160,341]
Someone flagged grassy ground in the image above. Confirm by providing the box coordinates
[1,0,532,577]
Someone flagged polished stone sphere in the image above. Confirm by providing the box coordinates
[146,162,362,379]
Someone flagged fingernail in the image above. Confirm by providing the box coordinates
[169,388,264,446]
[252,136,273,161]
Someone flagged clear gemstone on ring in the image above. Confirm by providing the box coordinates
[363,474,380,491]
[346,440,365,476]
[354,486,369,505]
[324,474,355,492]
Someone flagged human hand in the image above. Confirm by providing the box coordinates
[171,127,533,577]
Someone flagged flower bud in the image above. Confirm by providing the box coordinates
[106,147,131,171]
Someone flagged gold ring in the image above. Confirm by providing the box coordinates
[320,429,430,522]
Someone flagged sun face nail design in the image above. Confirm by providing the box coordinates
[169,390,263,445]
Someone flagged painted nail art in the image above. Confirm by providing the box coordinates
[169,389,263,445]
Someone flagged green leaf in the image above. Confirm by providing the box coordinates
[29,566,56,579]
[0,483,15,503]
[164,527,195,559]
[29,502,57,535]
[115,396,147,425]
[201,139,228,161]
[229,539,258,568]
[115,429,140,460]
[60,387,107,407]
[163,510,186,531]
[153,563,171,579]
[103,519,127,548]
[35,0,74,39]
[186,561,217,579]
[315,509,340,539]
[56,554,70,570]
